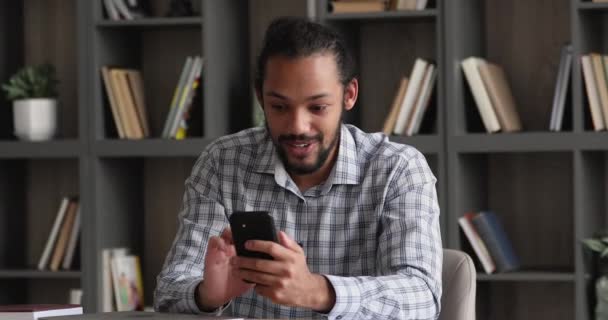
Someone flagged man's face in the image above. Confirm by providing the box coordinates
[259,53,357,175]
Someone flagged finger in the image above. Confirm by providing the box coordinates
[279,231,304,254]
[232,268,280,287]
[245,240,291,260]
[221,228,233,245]
[232,256,284,275]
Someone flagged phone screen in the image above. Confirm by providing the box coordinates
[229,211,278,260]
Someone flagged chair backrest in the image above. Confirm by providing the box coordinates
[439,249,476,320]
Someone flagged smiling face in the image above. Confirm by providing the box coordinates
[259,53,357,177]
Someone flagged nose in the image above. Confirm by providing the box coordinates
[287,108,311,134]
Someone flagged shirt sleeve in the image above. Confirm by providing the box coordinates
[322,150,443,320]
[153,147,230,314]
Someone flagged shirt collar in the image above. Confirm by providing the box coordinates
[252,125,361,187]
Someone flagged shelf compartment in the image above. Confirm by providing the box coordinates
[452,152,574,273]
[324,9,438,21]
[451,132,576,153]
[96,17,202,28]
[93,138,214,157]
[0,269,81,279]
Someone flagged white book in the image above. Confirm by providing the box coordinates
[416,0,428,10]
[553,45,572,131]
[461,57,501,133]
[406,63,437,136]
[0,305,83,320]
[581,55,605,131]
[103,0,120,20]
[393,58,428,135]
[62,206,81,270]
[69,289,83,305]
[162,57,193,138]
[169,57,204,138]
[37,197,70,270]
[458,215,496,274]
[112,0,134,20]
[102,248,129,312]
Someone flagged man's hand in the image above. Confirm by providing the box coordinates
[196,228,254,311]
[231,231,336,312]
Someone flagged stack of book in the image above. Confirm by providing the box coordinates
[329,0,429,13]
[102,248,144,312]
[0,304,82,320]
[461,57,523,133]
[103,0,148,21]
[581,52,608,131]
[382,58,437,136]
[37,196,81,272]
[101,67,150,140]
[161,55,204,140]
[459,211,521,274]
[549,44,572,131]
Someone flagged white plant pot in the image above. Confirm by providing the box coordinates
[13,98,57,141]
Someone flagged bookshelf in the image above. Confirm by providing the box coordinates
[0,0,607,318]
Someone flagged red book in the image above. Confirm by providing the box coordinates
[0,304,83,320]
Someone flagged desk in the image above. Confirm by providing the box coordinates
[40,311,248,320]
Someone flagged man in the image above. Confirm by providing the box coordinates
[155,17,442,319]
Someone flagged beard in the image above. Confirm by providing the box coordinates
[267,119,342,175]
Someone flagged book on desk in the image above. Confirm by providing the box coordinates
[40,311,244,320]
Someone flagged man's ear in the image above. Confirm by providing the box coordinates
[343,78,358,111]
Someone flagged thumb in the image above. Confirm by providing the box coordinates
[279,231,303,253]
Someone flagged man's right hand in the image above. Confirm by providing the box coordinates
[196,228,254,311]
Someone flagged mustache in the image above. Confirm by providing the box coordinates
[278,134,322,143]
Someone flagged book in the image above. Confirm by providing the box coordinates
[581,54,606,131]
[458,213,496,274]
[169,57,204,138]
[549,44,572,131]
[0,304,82,320]
[125,70,150,137]
[591,53,608,127]
[471,211,521,273]
[101,66,126,138]
[393,58,428,135]
[49,199,79,271]
[103,0,120,20]
[330,0,386,13]
[113,69,145,139]
[102,248,129,312]
[37,197,69,270]
[461,57,501,133]
[162,57,193,138]
[382,77,409,135]
[406,63,437,136]
[394,0,417,10]
[39,311,244,320]
[111,255,144,311]
[478,62,523,132]
[62,206,81,270]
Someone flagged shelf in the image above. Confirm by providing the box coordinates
[578,2,608,10]
[577,132,608,150]
[0,269,81,279]
[389,134,442,154]
[451,132,576,153]
[0,140,83,158]
[324,9,437,20]
[96,17,202,28]
[93,138,215,157]
[477,271,575,282]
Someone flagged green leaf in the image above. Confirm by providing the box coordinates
[583,239,606,252]
[601,248,608,258]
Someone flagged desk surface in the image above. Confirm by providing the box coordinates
[40,311,249,320]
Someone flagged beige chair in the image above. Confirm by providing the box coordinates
[439,249,477,320]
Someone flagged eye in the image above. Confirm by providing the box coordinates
[270,104,286,112]
[310,105,327,113]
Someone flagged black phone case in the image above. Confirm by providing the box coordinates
[229,211,278,260]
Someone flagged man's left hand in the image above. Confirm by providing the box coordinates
[230,231,336,312]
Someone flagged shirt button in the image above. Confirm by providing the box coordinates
[336,316,342,319]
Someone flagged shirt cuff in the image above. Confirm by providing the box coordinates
[321,275,362,319]
[186,279,231,315]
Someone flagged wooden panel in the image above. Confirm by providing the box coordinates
[142,29,202,137]
[143,157,196,304]
[359,20,436,132]
[26,159,79,268]
[488,153,573,269]
[484,0,571,131]
[24,0,78,138]
[0,161,26,268]
[27,279,80,304]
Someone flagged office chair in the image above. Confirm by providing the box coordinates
[439,249,477,320]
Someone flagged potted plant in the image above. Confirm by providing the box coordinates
[584,236,608,320]
[1,63,59,141]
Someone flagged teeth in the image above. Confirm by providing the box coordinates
[295,144,309,147]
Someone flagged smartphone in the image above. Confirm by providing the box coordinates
[229,211,278,260]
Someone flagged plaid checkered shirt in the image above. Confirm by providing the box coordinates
[154,124,442,320]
